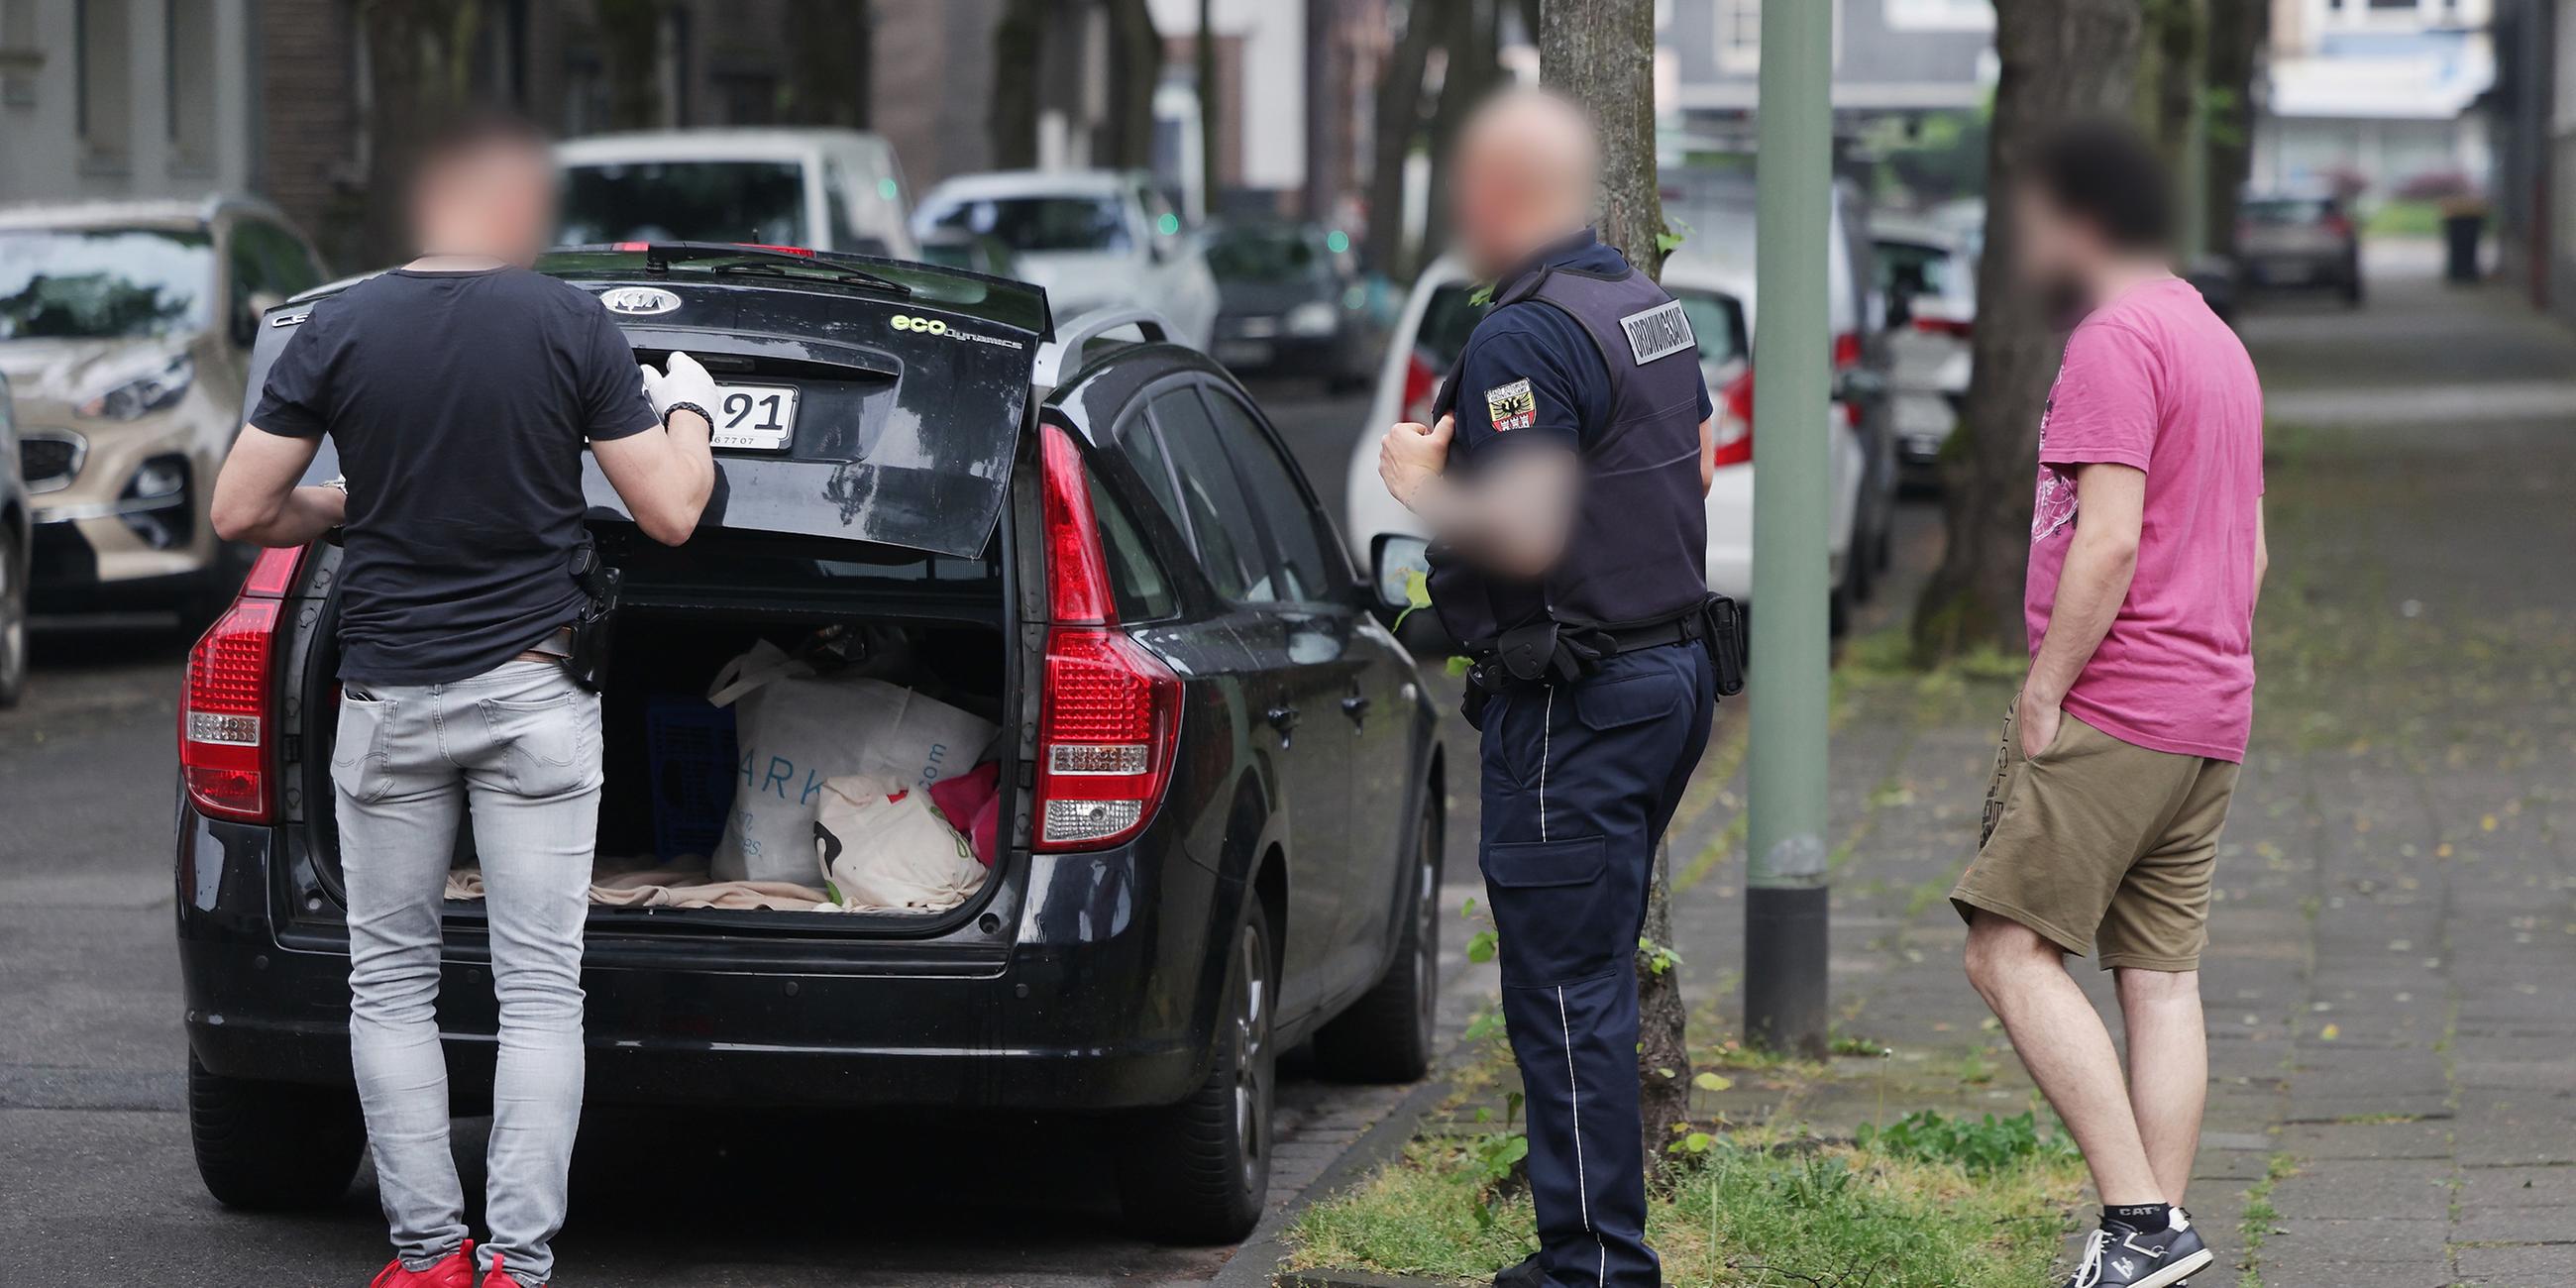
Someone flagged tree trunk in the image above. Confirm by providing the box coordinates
[1197,0,1220,215]
[1100,0,1162,171]
[1540,0,1688,1173]
[990,0,1045,170]
[785,0,873,128]
[357,0,488,267]
[1539,0,1666,278]
[2201,0,2267,258]
[2143,0,2202,173]
[1423,0,1504,267]
[1910,0,2141,664]
[1365,1,1438,276]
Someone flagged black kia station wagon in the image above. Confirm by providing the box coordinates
[175,244,1446,1242]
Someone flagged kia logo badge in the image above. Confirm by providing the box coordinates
[600,286,681,316]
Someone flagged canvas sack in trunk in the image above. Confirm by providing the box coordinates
[812,775,989,913]
[706,640,997,884]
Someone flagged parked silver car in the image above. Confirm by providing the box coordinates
[1874,219,1978,488]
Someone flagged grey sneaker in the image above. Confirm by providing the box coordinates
[2063,1207,2212,1288]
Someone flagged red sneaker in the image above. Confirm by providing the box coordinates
[369,1242,476,1288]
[479,1252,543,1288]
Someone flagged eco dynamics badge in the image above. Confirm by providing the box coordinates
[1484,377,1539,432]
[890,312,1025,351]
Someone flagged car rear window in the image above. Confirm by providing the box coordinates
[1414,283,1486,368]
[1672,289,1749,367]
[559,160,809,247]
[2246,198,2333,226]
[924,195,1132,254]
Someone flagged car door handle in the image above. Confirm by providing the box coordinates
[1265,704,1300,746]
[1341,695,1371,726]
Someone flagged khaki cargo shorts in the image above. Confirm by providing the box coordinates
[1950,699,2240,972]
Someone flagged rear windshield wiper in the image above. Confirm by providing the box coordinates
[697,259,913,298]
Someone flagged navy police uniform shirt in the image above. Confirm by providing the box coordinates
[1445,231,1714,471]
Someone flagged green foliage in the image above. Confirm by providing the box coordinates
[1392,566,1432,631]
[1853,1110,2078,1176]
[1636,935,1683,976]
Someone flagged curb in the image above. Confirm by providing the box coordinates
[1207,1068,1459,1288]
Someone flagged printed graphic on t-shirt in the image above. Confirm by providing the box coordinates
[2031,390,2080,543]
[1485,378,1539,431]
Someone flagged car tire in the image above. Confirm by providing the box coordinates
[188,1054,366,1210]
[0,525,26,709]
[1117,890,1276,1244]
[1313,796,1443,1083]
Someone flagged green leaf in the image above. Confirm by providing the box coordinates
[1466,928,1499,964]
[1447,654,1475,678]
[1693,1072,1734,1092]
[1468,281,1496,307]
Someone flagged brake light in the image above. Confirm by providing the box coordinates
[1033,424,1181,851]
[1401,349,1440,424]
[2321,214,2353,240]
[1912,314,1974,340]
[179,546,301,822]
[1833,331,1864,427]
[611,241,651,252]
[734,242,817,258]
[1711,369,1754,469]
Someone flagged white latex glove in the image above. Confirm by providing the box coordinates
[638,352,720,427]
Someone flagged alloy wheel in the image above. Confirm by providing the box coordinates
[1233,919,1273,1195]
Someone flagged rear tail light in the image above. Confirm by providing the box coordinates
[1400,349,1440,424]
[735,242,817,258]
[1911,314,1974,339]
[1033,424,1181,851]
[2322,214,2354,240]
[1832,331,1865,427]
[1711,369,1755,469]
[179,546,301,822]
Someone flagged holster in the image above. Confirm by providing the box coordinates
[566,544,621,693]
[1699,594,1747,697]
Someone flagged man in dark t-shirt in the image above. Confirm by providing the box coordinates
[208,114,715,1288]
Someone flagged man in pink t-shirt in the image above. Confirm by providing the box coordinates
[1950,120,2266,1288]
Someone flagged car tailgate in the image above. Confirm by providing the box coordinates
[240,266,1043,560]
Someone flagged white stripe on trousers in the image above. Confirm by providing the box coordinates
[1557,985,1607,1286]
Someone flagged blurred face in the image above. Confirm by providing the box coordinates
[1449,149,1529,282]
[2012,180,2100,325]
[411,144,560,266]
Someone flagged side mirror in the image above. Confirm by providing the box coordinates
[1370,532,1432,615]
[232,290,284,348]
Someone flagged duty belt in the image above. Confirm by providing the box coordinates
[1462,595,1745,698]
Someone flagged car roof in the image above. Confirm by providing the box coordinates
[919,169,1140,203]
[556,128,893,164]
[0,195,288,231]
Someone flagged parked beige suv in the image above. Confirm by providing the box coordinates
[0,198,328,621]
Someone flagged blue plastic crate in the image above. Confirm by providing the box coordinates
[644,695,739,863]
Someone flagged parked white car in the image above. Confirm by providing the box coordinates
[1872,218,1979,486]
[556,128,918,260]
[1342,254,1862,624]
[912,170,1220,350]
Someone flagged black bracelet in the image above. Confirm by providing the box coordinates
[664,402,711,430]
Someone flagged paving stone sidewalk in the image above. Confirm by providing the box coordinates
[1625,255,2576,1287]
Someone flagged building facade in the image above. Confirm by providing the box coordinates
[2255,0,2496,194]
[1662,0,1994,119]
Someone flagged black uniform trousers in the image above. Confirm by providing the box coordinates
[1476,640,1717,1288]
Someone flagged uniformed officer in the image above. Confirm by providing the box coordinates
[1378,90,1736,1288]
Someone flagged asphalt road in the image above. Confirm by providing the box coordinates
[0,376,1506,1288]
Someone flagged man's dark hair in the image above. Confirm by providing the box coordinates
[2029,118,2174,252]
[412,108,552,177]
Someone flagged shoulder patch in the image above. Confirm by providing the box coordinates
[1484,378,1539,432]
[1619,299,1697,366]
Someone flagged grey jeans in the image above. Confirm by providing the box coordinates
[335,658,600,1287]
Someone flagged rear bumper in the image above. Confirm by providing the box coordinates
[176,811,1234,1112]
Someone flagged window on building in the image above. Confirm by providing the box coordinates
[2,0,39,108]
[166,0,215,170]
[77,0,133,167]
[1715,0,1762,74]
[1714,0,1841,74]
[1885,0,1995,33]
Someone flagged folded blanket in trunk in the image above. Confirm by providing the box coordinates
[444,860,830,912]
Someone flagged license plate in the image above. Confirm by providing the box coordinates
[709,383,799,451]
[1216,341,1274,368]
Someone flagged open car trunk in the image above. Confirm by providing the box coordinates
[297,528,1025,939]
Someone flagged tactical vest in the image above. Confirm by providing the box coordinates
[1427,261,1711,651]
